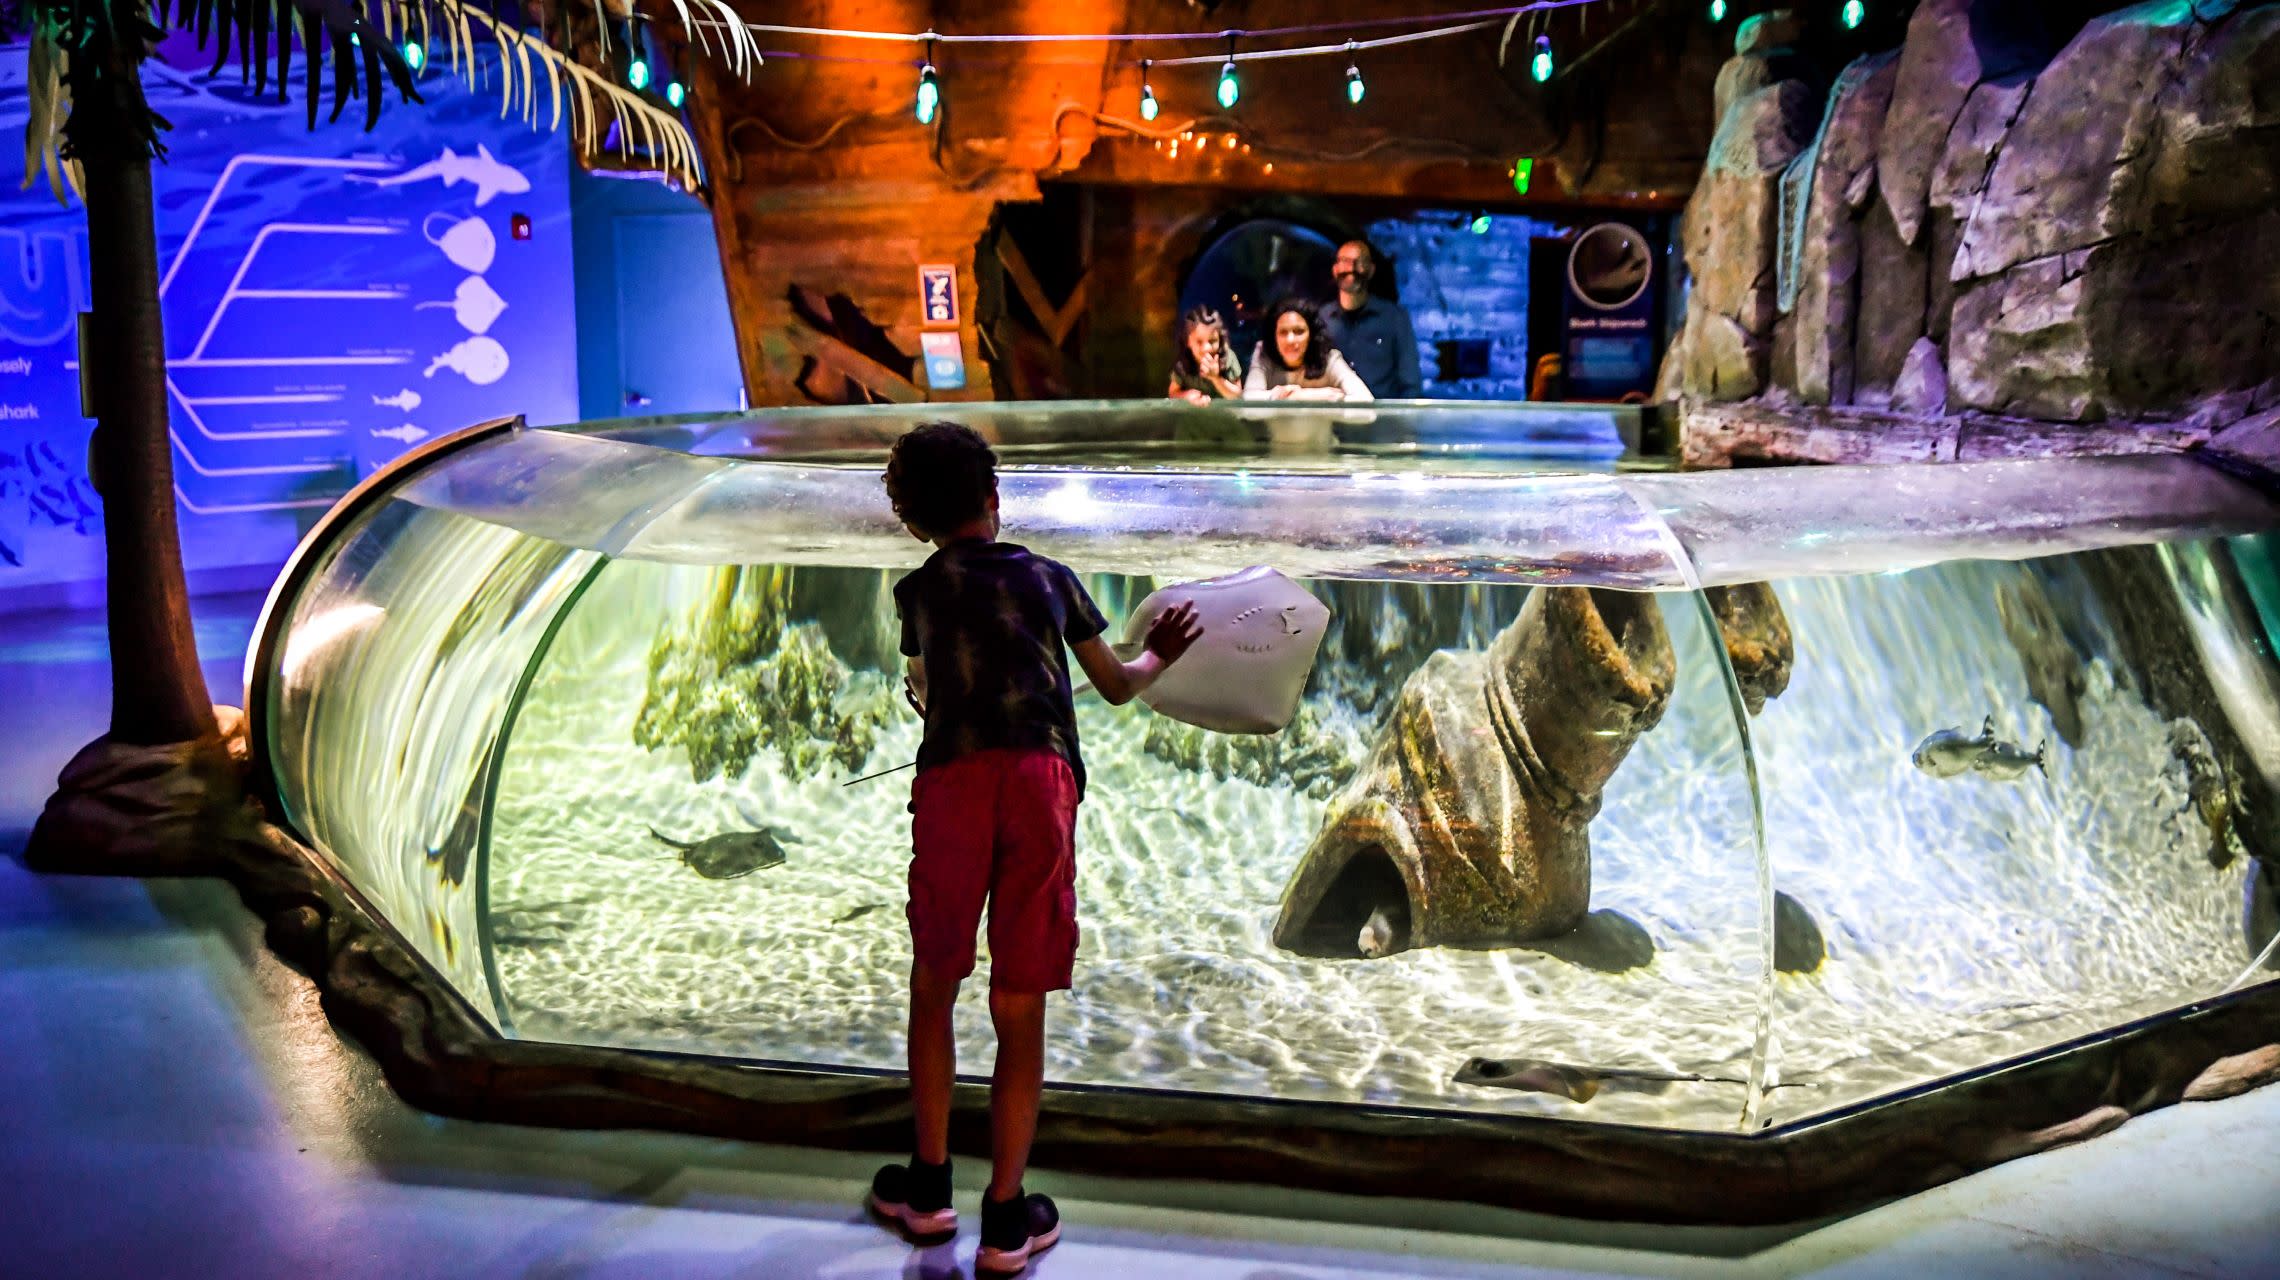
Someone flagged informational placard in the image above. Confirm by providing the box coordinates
[918,264,958,327]
[1562,220,1659,401]
[920,331,966,390]
[0,35,577,609]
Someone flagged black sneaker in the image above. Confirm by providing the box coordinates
[976,1189,1060,1275]
[867,1158,957,1242]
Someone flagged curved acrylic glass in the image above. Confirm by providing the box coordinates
[253,399,2280,1134]
[262,495,601,1023]
[482,566,1768,1130]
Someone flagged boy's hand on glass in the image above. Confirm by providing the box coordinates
[1144,601,1204,664]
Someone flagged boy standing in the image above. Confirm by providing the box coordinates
[866,423,1200,1275]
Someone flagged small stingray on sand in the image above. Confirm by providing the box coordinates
[648,825,797,880]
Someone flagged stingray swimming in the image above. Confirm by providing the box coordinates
[648,825,799,880]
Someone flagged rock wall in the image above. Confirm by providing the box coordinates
[1662,1,2280,440]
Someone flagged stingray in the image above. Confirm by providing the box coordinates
[648,825,798,880]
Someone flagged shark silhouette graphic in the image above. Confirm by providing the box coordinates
[349,145,531,207]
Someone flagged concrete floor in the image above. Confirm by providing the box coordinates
[4,593,2278,1279]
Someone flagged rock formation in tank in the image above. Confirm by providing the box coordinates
[1702,582,1794,715]
[633,566,892,782]
[1272,586,1675,958]
[1997,578,2089,748]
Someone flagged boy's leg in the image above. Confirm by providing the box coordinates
[909,960,961,1166]
[979,749,1080,1201]
[985,987,1046,1201]
[872,752,994,1238]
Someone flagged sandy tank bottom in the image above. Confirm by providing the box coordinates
[485,557,2264,1132]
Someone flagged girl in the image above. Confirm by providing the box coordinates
[1242,297,1372,401]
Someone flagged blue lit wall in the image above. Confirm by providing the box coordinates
[0,35,578,611]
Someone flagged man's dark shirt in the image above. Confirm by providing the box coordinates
[1322,296,1423,398]
[895,540,1109,795]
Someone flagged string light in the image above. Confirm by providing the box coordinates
[1841,0,1865,28]
[1344,42,1364,104]
[916,39,940,123]
[1470,213,1493,234]
[1217,36,1239,109]
[402,39,426,72]
[1709,0,1727,20]
[666,81,686,108]
[1140,59,1159,120]
[1512,156,1534,195]
[1530,34,1554,82]
[629,57,650,89]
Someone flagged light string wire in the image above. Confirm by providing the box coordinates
[648,0,1613,70]
[701,0,1601,45]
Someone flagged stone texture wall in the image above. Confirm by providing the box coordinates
[1367,211,1568,401]
[1661,0,2280,444]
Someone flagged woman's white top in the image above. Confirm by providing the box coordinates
[1242,344,1375,401]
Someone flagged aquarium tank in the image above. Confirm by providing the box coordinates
[247,400,2280,1138]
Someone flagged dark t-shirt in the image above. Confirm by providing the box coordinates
[894,540,1109,795]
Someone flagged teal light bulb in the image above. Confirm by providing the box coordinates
[1140,83,1159,121]
[629,58,650,90]
[1842,0,1866,28]
[666,81,685,109]
[1346,65,1364,105]
[1530,37,1554,84]
[403,40,425,73]
[916,66,939,124]
[1470,214,1492,234]
[1710,0,1727,20]
[1217,60,1239,109]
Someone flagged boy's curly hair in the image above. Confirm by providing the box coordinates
[884,421,998,538]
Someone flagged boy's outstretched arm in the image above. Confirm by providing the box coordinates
[1072,602,1203,706]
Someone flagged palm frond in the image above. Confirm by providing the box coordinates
[22,19,82,203]
[21,0,715,202]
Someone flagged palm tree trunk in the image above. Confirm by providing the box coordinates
[79,115,215,746]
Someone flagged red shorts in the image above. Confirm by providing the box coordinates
[907,747,1080,993]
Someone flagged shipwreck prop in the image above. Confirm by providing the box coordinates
[1273,586,1676,958]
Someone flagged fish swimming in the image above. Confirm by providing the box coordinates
[371,424,429,445]
[1974,738,2048,781]
[372,389,423,412]
[648,825,797,880]
[834,902,889,925]
[1912,716,1996,778]
[1452,1056,1747,1103]
[349,144,532,206]
[1356,904,1407,959]
[1912,715,2045,781]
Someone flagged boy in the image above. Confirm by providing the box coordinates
[866,422,1200,1275]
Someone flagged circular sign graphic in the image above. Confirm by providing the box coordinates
[1566,222,1653,311]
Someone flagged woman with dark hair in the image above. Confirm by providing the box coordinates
[1242,297,1372,402]
[1167,306,1243,403]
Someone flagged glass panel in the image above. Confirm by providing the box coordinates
[567,398,1640,470]
[485,559,1766,1129]
[1629,456,2280,587]
[266,497,600,1023]
[1744,543,2280,1126]
[253,402,2280,1131]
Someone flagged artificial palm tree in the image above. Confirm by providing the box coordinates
[15,0,741,864]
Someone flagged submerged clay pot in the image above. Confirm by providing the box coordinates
[1272,587,1675,958]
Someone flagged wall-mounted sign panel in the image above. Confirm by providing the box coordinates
[0,38,577,609]
[918,264,959,328]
